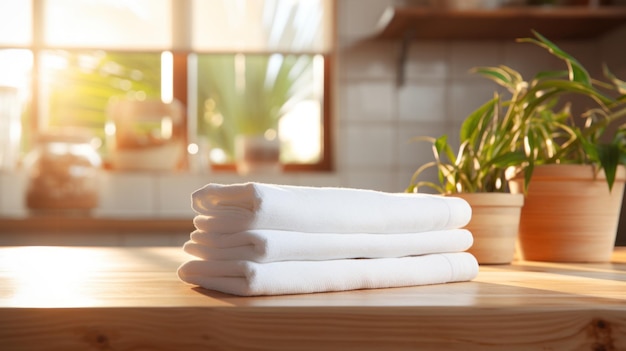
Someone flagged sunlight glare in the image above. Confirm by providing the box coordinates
[104,120,116,137]
[0,50,32,91]
[279,100,320,162]
[235,53,246,93]
[187,142,199,155]
[210,148,227,163]
[161,116,173,140]
[161,51,173,104]
[2,247,108,307]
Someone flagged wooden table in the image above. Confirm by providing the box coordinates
[1,246,624,350]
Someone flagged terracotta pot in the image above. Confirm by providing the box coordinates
[451,193,524,264]
[509,164,626,263]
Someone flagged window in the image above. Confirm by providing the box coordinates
[0,0,333,172]
[195,53,325,165]
[40,51,162,135]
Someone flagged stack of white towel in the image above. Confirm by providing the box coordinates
[177,182,478,296]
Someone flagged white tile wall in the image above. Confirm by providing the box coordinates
[398,81,446,122]
[448,41,504,79]
[343,123,397,168]
[405,42,448,80]
[341,80,396,121]
[2,0,626,246]
[339,41,397,79]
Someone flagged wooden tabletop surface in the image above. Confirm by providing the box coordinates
[1,246,625,350]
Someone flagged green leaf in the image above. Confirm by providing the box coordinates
[533,70,569,81]
[460,97,498,142]
[486,150,527,168]
[532,80,614,106]
[472,66,515,90]
[518,30,591,86]
[595,143,620,191]
[603,64,626,95]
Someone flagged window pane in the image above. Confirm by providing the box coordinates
[0,50,32,170]
[0,0,32,46]
[195,53,324,165]
[43,0,172,50]
[39,50,162,151]
[0,50,32,91]
[191,0,333,53]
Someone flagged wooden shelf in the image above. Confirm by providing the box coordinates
[376,6,626,41]
[375,6,626,86]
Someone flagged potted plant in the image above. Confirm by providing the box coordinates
[407,89,529,264]
[408,30,626,264]
[503,32,626,262]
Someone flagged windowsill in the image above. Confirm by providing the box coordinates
[0,216,194,234]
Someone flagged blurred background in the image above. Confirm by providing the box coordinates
[0,0,625,246]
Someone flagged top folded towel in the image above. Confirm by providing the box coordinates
[191,182,472,234]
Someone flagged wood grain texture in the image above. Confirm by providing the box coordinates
[0,247,625,350]
[2,308,625,351]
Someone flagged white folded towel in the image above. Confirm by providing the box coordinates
[177,252,479,296]
[184,228,474,263]
[191,182,472,234]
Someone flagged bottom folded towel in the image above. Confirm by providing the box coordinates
[177,252,479,296]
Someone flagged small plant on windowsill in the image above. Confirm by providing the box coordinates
[197,54,316,174]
